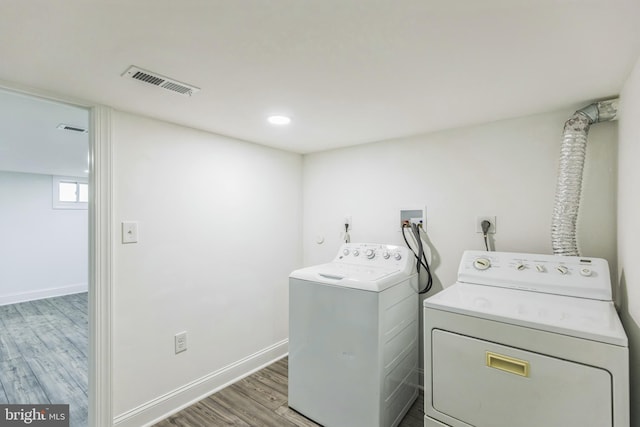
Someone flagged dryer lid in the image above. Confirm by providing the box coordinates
[424,282,628,347]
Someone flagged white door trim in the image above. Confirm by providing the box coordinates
[89,105,113,427]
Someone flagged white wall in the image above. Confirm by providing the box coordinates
[111,112,302,425]
[0,170,87,304]
[303,108,617,284]
[303,108,618,377]
[618,55,640,426]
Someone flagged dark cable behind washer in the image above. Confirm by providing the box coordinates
[402,223,433,294]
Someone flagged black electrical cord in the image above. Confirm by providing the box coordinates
[402,223,433,294]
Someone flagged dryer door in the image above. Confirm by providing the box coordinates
[430,330,612,427]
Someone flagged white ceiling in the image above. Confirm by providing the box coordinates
[0,89,88,177]
[0,0,639,155]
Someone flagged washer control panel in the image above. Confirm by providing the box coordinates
[458,250,612,301]
[335,243,412,272]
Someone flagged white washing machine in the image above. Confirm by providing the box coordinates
[423,251,629,427]
[289,243,419,427]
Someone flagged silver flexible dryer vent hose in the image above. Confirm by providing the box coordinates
[551,98,618,256]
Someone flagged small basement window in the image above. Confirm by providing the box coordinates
[53,176,88,209]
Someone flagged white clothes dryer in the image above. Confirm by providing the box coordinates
[423,251,629,427]
[289,243,419,427]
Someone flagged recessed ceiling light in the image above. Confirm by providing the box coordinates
[268,115,291,125]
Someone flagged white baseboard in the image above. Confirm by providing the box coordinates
[0,283,88,306]
[113,339,289,427]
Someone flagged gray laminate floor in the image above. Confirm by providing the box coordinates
[155,357,424,427]
[0,293,88,427]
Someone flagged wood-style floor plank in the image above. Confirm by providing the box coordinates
[233,374,287,410]
[47,294,88,326]
[267,357,288,377]
[66,292,89,313]
[0,318,21,362]
[38,297,88,338]
[0,356,50,404]
[50,349,88,396]
[155,356,425,427]
[25,357,88,427]
[0,293,88,427]
[156,398,252,427]
[275,402,322,427]
[195,398,252,426]
[0,384,8,404]
[251,364,288,396]
[208,384,299,427]
[2,304,52,361]
[401,393,425,426]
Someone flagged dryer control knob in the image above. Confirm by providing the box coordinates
[365,249,375,259]
[515,263,526,271]
[556,265,569,275]
[580,268,592,277]
[535,264,546,273]
[473,258,491,270]
[343,249,350,256]
[382,251,390,259]
[394,252,402,261]
[353,250,360,257]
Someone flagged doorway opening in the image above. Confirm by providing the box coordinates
[0,88,97,427]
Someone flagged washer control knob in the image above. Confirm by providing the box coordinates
[365,249,375,259]
[580,268,592,277]
[535,264,546,273]
[343,249,350,256]
[515,263,526,271]
[473,258,491,270]
[394,252,402,261]
[382,251,390,259]
[556,265,569,275]
[353,250,360,257]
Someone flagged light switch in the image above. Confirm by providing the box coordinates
[122,221,139,244]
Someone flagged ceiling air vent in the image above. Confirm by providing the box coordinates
[57,123,88,133]
[122,66,200,96]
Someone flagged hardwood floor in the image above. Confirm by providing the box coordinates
[155,357,424,427]
[0,293,88,427]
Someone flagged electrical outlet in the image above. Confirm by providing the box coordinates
[344,216,352,230]
[175,331,187,354]
[476,216,497,234]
